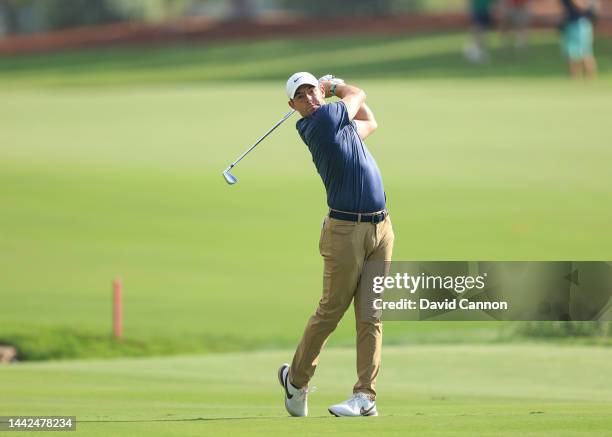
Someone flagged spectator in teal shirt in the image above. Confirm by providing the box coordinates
[560,0,599,78]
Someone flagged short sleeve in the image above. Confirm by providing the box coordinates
[314,101,350,137]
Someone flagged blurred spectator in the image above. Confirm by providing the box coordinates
[559,0,599,78]
[499,0,530,50]
[464,0,497,64]
[228,0,254,20]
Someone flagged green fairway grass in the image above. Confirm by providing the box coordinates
[1,344,611,435]
[1,31,611,359]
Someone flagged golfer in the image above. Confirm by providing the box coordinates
[278,72,394,417]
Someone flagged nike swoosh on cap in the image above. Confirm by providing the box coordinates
[293,76,303,83]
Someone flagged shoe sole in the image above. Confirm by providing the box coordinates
[328,408,378,417]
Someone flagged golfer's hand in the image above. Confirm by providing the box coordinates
[319,75,345,98]
[318,74,344,85]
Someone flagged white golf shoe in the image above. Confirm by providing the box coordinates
[328,392,378,417]
[278,363,310,417]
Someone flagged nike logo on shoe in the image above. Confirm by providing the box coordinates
[278,364,293,399]
[284,376,294,399]
[360,405,376,416]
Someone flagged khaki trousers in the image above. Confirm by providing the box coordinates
[289,214,394,399]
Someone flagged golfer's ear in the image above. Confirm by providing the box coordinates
[288,100,295,110]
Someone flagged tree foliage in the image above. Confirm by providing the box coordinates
[279,0,394,18]
[42,0,125,30]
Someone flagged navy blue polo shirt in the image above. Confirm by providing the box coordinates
[296,101,386,213]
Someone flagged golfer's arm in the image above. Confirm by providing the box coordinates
[322,82,375,139]
[352,103,377,140]
[323,82,365,120]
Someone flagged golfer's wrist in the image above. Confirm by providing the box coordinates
[330,83,338,97]
[321,81,333,98]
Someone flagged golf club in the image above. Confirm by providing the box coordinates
[223,109,296,185]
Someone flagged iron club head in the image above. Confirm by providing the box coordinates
[222,110,295,187]
[223,169,238,185]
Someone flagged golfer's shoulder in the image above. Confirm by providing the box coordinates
[318,101,346,117]
[314,102,348,125]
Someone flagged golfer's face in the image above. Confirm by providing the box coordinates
[290,84,324,117]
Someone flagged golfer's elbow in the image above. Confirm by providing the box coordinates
[358,89,367,105]
[367,111,378,132]
[348,87,366,105]
[368,120,378,137]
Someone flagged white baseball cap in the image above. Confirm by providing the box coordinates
[286,72,319,99]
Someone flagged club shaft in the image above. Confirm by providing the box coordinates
[226,110,295,170]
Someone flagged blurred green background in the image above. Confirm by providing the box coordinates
[2,29,611,359]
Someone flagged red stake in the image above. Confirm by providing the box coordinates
[113,278,123,339]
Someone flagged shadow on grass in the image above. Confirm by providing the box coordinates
[78,416,334,423]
